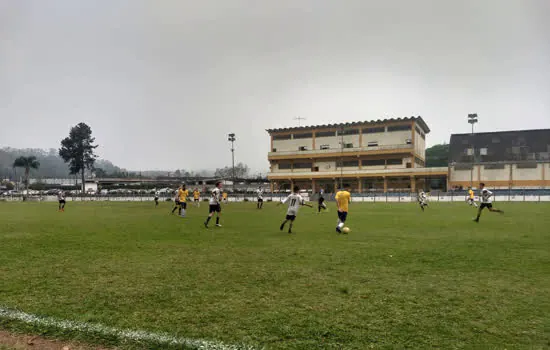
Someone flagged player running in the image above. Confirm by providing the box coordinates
[335,187,351,233]
[204,181,223,228]
[467,187,478,207]
[222,191,228,204]
[418,190,428,211]
[171,187,181,214]
[256,186,264,209]
[278,185,312,234]
[154,191,160,206]
[317,188,327,213]
[57,190,66,212]
[473,183,504,222]
[193,188,201,207]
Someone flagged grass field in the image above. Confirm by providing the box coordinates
[1,200,549,349]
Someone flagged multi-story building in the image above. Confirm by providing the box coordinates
[448,129,550,189]
[266,117,448,193]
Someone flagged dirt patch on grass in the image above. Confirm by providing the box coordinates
[0,331,112,350]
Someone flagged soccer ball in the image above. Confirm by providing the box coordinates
[342,227,350,234]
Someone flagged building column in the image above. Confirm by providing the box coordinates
[357,177,362,193]
[509,164,513,188]
[290,179,294,191]
[270,181,274,193]
[477,165,481,186]
[383,177,388,193]
[333,180,338,193]
[410,176,416,193]
[311,179,316,193]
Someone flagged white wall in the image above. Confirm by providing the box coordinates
[513,164,542,181]
[451,168,473,182]
[315,135,341,150]
[415,130,426,159]
[377,130,412,146]
[480,166,509,181]
[273,137,313,152]
[314,160,337,171]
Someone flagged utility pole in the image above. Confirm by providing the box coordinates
[339,125,345,189]
[294,116,306,127]
[228,133,236,193]
[468,113,478,188]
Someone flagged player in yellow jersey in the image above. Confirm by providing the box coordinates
[193,188,201,207]
[335,187,351,233]
[467,187,478,207]
[222,191,228,204]
[177,184,189,217]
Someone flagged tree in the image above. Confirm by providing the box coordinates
[12,156,40,200]
[59,123,98,193]
[94,168,107,178]
[425,143,449,167]
[214,162,250,179]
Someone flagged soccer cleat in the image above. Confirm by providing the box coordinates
[288,230,292,234]
[216,224,222,227]
[204,222,209,228]
[336,227,342,233]
[280,223,285,231]
[473,218,479,223]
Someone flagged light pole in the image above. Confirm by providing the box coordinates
[339,126,345,190]
[468,113,478,188]
[228,133,236,193]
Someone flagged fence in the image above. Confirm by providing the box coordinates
[2,191,550,203]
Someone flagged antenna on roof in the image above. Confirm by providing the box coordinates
[294,116,306,127]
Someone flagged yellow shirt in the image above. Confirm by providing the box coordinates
[193,191,200,199]
[178,189,189,202]
[222,193,228,199]
[468,189,474,199]
[335,190,351,212]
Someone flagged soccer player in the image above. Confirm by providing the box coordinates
[204,181,223,228]
[473,183,504,222]
[154,191,160,206]
[256,186,264,209]
[278,185,312,234]
[222,191,228,204]
[335,187,351,233]
[171,187,181,214]
[418,190,428,211]
[178,184,189,217]
[467,187,478,207]
[57,190,66,212]
[317,187,327,213]
[193,188,201,207]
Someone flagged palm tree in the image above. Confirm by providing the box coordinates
[13,156,40,200]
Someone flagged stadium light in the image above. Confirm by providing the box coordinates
[228,133,236,192]
[467,114,479,187]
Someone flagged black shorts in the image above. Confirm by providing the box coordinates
[209,204,221,213]
[155,197,159,201]
[181,202,187,209]
[480,203,493,210]
[258,198,263,202]
[286,214,296,221]
[337,211,348,222]
[174,200,180,205]
[58,200,66,204]
[194,198,199,202]
[318,197,325,204]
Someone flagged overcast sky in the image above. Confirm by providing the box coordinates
[1,0,549,173]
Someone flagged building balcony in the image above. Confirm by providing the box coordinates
[267,166,448,179]
[268,144,414,160]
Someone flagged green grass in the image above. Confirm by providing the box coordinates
[1,201,549,349]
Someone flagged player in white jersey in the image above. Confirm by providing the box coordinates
[57,190,66,212]
[204,181,223,228]
[154,191,160,206]
[317,188,327,213]
[256,186,264,209]
[473,183,504,222]
[418,190,428,211]
[278,185,312,233]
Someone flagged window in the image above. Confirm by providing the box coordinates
[316,131,336,137]
[387,124,411,132]
[466,148,474,156]
[293,162,313,169]
[344,143,354,148]
[415,157,425,167]
[298,146,308,151]
[484,164,505,170]
[492,137,500,143]
[367,141,378,147]
[405,139,412,145]
[293,133,313,139]
[278,163,291,169]
[363,127,385,134]
[387,158,402,165]
[512,146,521,154]
[363,159,385,166]
[406,162,412,168]
[516,163,537,169]
[312,167,319,172]
[462,139,469,145]
[480,148,488,155]
[415,126,423,135]
[320,144,330,150]
[455,164,473,170]
[341,129,359,135]
[339,160,359,167]
[273,134,291,140]
[272,148,277,152]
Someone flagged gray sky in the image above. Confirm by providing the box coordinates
[1,0,549,173]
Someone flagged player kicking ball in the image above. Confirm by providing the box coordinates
[473,183,504,222]
[335,187,351,233]
[278,185,312,234]
[418,190,428,211]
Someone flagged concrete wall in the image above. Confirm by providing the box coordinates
[315,135,340,149]
[415,130,426,159]
[513,164,541,181]
[273,137,313,152]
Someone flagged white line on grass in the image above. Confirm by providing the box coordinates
[0,307,259,350]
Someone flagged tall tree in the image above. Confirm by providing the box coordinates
[59,123,98,193]
[12,156,40,200]
[425,143,450,167]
